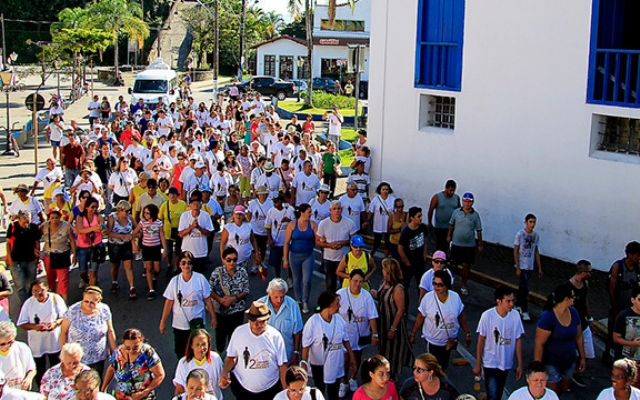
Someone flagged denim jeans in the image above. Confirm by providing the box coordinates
[77,247,99,273]
[484,367,509,400]
[516,269,532,312]
[289,251,315,304]
[64,168,79,189]
[324,259,340,293]
[10,260,37,303]
[102,184,112,214]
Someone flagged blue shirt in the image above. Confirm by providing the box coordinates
[258,294,303,360]
[449,208,482,247]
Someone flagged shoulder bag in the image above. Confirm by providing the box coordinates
[434,291,458,350]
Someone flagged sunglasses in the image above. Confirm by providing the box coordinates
[432,282,444,287]
[180,260,193,266]
[433,260,445,264]
[0,339,14,347]
[413,366,430,374]
[225,257,238,262]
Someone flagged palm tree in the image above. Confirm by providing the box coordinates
[288,0,356,107]
[260,11,286,40]
[90,0,149,76]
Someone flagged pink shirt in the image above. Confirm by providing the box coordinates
[77,214,102,248]
[352,382,398,400]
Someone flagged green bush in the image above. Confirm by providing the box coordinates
[299,91,356,110]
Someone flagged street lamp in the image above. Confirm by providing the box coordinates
[2,51,22,156]
[53,59,62,99]
[296,57,304,77]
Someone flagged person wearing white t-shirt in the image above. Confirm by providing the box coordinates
[339,183,366,230]
[74,369,117,400]
[507,361,559,400]
[264,195,295,278]
[220,206,259,268]
[273,366,326,400]
[0,322,36,390]
[301,291,356,400]
[173,368,218,400]
[270,136,294,168]
[250,95,266,115]
[31,158,63,210]
[291,161,320,207]
[46,115,65,159]
[336,271,379,394]
[418,251,454,302]
[16,281,68,386]
[160,251,216,359]
[156,109,174,137]
[87,95,101,127]
[178,192,214,273]
[322,106,343,150]
[316,201,357,292]
[309,186,331,225]
[366,182,395,258]
[247,187,273,266]
[473,286,524,400]
[173,332,223,400]
[409,270,471,371]
[0,368,44,399]
[255,162,282,200]
[219,301,288,399]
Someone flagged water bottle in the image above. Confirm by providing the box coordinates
[473,375,481,391]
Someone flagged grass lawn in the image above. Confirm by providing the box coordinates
[341,128,358,142]
[278,100,356,117]
[339,149,355,167]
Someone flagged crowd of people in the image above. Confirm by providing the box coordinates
[0,89,638,400]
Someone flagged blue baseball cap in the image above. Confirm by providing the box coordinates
[350,235,365,248]
[462,192,474,201]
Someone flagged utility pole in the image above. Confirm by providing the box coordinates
[238,0,246,80]
[1,14,6,68]
[213,0,219,92]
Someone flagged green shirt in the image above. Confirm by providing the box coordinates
[322,152,341,175]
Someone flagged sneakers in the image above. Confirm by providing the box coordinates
[111,282,119,293]
[250,265,259,275]
[129,287,137,299]
[514,306,522,316]
[349,379,358,392]
[522,312,531,321]
[135,252,142,261]
[286,277,294,290]
[338,382,349,398]
[147,290,156,301]
[78,280,87,289]
[142,270,146,278]
[460,287,469,296]
[302,302,310,314]
[572,374,586,388]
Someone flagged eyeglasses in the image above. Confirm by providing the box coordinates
[33,289,45,295]
[413,366,430,374]
[433,260,445,264]
[0,339,14,347]
[225,257,238,262]
[81,196,90,199]
[432,282,444,287]
[180,260,193,266]
[89,206,98,210]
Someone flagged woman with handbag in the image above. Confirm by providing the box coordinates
[75,197,107,287]
[102,328,165,400]
[41,207,76,302]
[160,251,217,359]
[336,270,380,397]
[208,247,250,353]
[107,200,138,298]
[409,270,471,371]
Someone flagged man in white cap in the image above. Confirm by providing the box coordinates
[255,162,282,200]
[309,184,331,225]
[182,161,209,201]
[220,301,288,400]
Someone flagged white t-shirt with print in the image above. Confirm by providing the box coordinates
[0,341,36,389]
[162,272,211,330]
[309,198,331,225]
[223,222,254,264]
[336,288,378,351]
[302,313,348,383]
[508,387,559,400]
[291,173,320,207]
[178,211,214,258]
[476,307,524,371]
[340,194,365,229]
[16,293,67,357]
[226,324,287,393]
[173,351,223,400]
[265,205,295,247]
[368,195,395,234]
[417,290,464,346]
[247,199,273,237]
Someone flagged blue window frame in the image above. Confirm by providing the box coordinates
[587,0,640,108]
[414,0,465,91]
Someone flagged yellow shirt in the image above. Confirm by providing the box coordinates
[159,200,188,239]
[131,185,146,210]
[341,252,371,291]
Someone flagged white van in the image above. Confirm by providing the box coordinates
[128,58,179,108]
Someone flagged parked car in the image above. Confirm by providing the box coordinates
[218,76,295,101]
[312,77,337,93]
[286,79,308,94]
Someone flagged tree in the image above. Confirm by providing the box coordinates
[89,0,149,75]
[259,11,286,40]
[51,8,114,55]
[181,5,217,69]
[281,17,306,40]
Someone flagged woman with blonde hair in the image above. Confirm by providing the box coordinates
[399,353,459,400]
[107,200,138,298]
[371,258,412,381]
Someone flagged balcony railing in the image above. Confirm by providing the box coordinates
[588,48,640,108]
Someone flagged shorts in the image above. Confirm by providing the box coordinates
[51,140,61,147]
[450,244,475,265]
[141,245,162,262]
[108,242,133,264]
[545,361,575,383]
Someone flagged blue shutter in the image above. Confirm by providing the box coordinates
[415,0,465,91]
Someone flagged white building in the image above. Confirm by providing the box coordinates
[368,0,640,270]
[253,0,371,82]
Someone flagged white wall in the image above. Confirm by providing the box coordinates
[314,0,372,33]
[255,40,307,79]
[369,0,640,270]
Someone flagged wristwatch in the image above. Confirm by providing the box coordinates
[372,334,379,338]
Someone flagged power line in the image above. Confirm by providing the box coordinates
[2,18,54,24]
